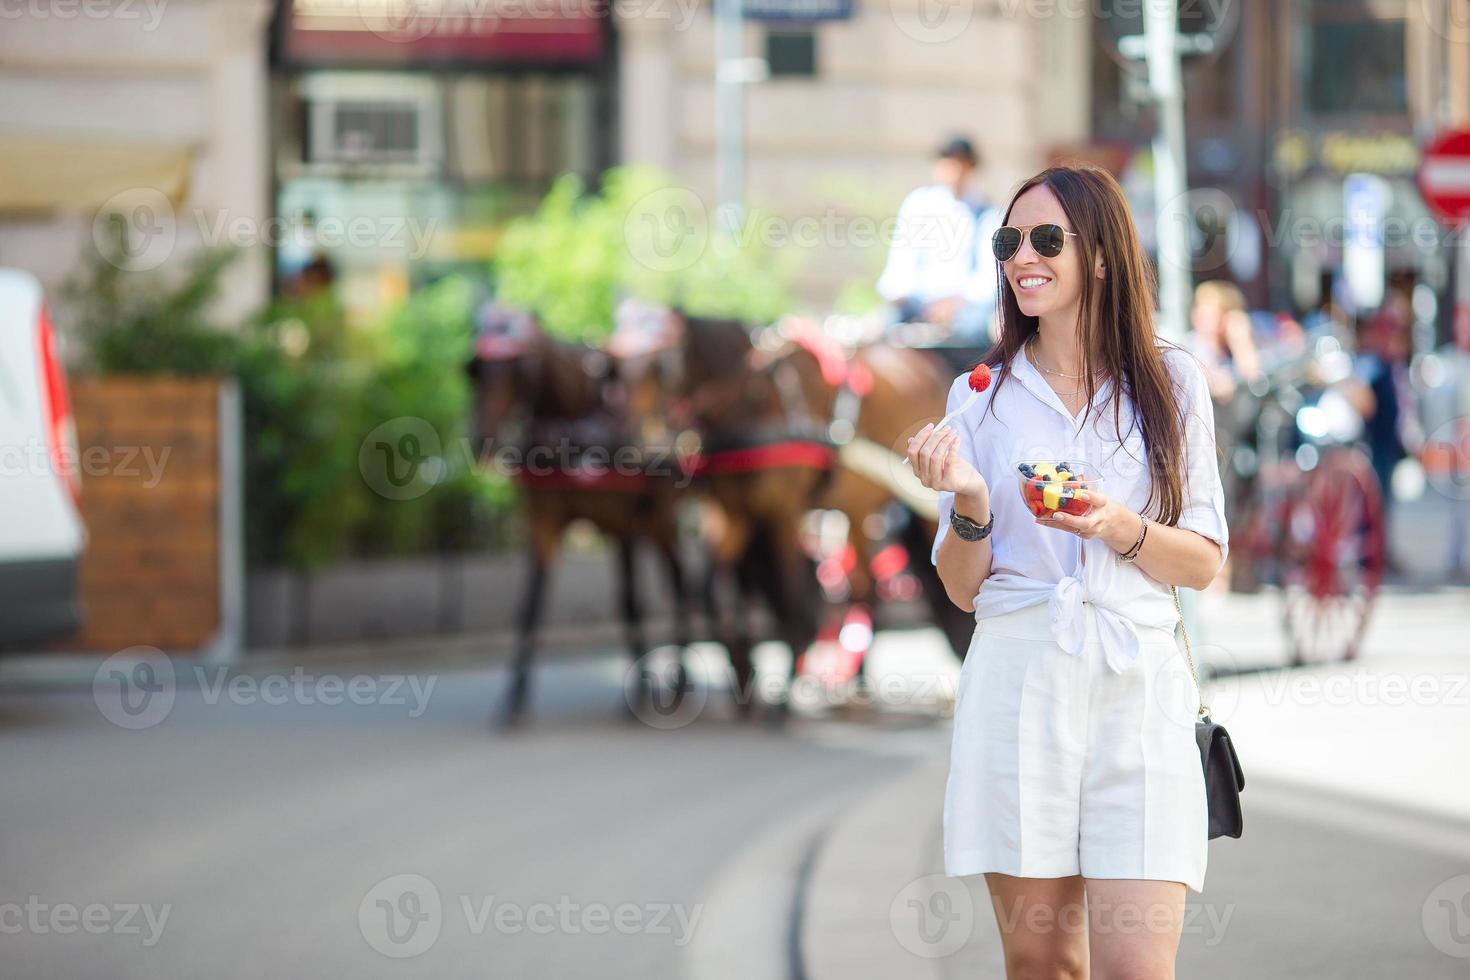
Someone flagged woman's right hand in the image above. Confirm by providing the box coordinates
[907,422,986,497]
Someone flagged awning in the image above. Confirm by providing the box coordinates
[0,135,193,215]
[283,0,605,66]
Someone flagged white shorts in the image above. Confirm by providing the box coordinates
[944,601,1209,895]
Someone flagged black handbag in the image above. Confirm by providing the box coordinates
[1172,587,1246,840]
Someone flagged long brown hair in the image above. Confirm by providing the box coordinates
[975,164,1192,525]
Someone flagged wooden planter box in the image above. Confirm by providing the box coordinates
[62,376,241,658]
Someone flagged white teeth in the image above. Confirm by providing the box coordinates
[1018,277,1050,289]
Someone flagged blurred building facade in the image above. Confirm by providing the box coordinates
[265,0,1093,313]
[11,0,1470,326]
[618,0,1093,306]
[1092,0,1470,341]
[270,0,616,318]
[0,0,274,321]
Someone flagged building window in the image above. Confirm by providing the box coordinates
[766,29,817,77]
[1303,4,1406,116]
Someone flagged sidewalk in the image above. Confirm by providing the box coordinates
[855,585,1470,824]
[1192,586,1470,824]
[796,586,1470,979]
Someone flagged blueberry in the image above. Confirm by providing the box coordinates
[1018,462,1036,477]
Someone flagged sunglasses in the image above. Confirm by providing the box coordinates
[991,223,1080,262]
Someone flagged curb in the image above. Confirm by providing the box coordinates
[800,759,976,979]
[683,789,861,980]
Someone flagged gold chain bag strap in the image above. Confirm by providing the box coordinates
[1172,586,1246,840]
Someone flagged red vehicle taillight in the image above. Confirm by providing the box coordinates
[36,303,80,508]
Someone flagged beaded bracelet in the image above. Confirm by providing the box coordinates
[1116,515,1149,564]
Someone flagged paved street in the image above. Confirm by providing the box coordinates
[3,581,1469,979]
[0,656,916,979]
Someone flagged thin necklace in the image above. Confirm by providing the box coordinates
[1027,337,1102,381]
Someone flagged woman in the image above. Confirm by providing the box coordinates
[905,165,1229,979]
[1187,279,1261,404]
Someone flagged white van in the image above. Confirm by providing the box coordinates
[0,269,85,647]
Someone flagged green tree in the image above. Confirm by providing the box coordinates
[494,166,797,339]
[63,216,241,375]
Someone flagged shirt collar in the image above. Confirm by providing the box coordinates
[1013,343,1114,428]
[924,184,981,212]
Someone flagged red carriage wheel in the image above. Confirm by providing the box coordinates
[1230,482,1277,593]
[1279,448,1386,665]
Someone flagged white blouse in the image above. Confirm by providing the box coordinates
[930,343,1230,674]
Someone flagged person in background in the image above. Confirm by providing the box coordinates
[280,210,337,300]
[1346,292,1415,518]
[1187,280,1263,402]
[1445,299,1470,410]
[1186,281,1263,590]
[1264,311,1308,365]
[1300,269,1354,348]
[878,136,1002,346]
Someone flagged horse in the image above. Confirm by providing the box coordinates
[605,307,840,723]
[758,318,981,679]
[675,314,841,722]
[610,306,984,721]
[466,303,695,728]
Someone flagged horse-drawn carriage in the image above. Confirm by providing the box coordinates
[468,301,982,728]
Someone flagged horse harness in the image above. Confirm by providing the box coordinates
[674,324,872,482]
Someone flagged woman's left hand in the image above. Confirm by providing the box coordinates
[1035,488,1136,551]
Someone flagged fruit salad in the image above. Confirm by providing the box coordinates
[1015,460,1098,519]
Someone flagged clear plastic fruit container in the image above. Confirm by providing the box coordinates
[1015,459,1100,519]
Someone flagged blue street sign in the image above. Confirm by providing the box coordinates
[743,0,852,20]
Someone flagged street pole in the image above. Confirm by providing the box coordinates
[1454,227,1470,575]
[1145,0,1192,342]
[715,0,744,220]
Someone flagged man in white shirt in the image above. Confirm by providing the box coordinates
[877,136,1002,347]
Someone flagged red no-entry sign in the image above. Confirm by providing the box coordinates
[1419,129,1470,224]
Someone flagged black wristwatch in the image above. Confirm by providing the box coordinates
[950,506,994,542]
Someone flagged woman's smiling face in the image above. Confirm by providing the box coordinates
[1002,184,1090,321]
